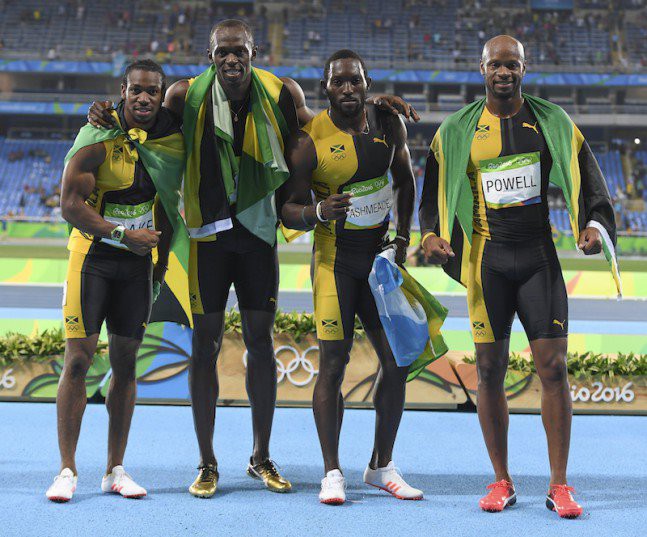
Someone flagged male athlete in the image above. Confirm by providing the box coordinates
[282,50,421,505]
[47,60,182,502]
[89,20,417,498]
[420,36,620,518]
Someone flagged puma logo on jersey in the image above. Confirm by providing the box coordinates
[552,319,566,330]
[523,122,539,134]
[373,135,388,147]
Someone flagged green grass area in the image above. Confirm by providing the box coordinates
[0,244,70,259]
[3,242,647,271]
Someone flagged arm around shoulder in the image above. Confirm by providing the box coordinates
[281,76,315,128]
[163,79,190,118]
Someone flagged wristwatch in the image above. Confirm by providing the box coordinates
[110,224,126,243]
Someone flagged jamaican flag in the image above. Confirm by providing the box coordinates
[424,94,622,297]
[64,110,192,326]
[183,65,297,245]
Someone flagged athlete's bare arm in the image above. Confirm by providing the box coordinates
[386,115,415,265]
[61,143,160,256]
[162,79,190,118]
[282,131,352,229]
[281,77,315,128]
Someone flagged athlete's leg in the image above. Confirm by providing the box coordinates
[102,253,152,474]
[356,285,408,469]
[190,312,225,466]
[104,334,142,473]
[240,309,277,463]
[57,335,100,474]
[57,250,109,474]
[517,238,570,485]
[366,329,409,469]
[311,237,359,474]
[469,236,516,483]
[188,240,234,467]
[475,340,512,483]
[313,338,353,473]
[530,338,570,484]
[231,237,280,463]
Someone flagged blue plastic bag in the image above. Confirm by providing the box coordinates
[368,249,430,367]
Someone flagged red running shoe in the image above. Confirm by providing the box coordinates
[479,479,516,512]
[546,484,583,519]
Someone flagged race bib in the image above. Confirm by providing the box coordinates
[102,199,155,249]
[480,152,541,209]
[343,175,392,229]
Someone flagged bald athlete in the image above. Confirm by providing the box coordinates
[420,36,617,518]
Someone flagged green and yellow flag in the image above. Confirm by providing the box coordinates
[183,65,294,245]
[64,112,192,326]
[430,94,622,296]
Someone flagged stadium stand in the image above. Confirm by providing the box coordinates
[0,137,67,217]
[0,0,644,71]
[0,136,644,231]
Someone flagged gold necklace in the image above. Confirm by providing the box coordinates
[230,96,249,122]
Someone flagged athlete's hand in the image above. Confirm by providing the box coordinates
[122,229,161,256]
[369,95,420,123]
[422,234,454,264]
[383,236,409,266]
[88,100,116,129]
[578,226,602,255]
[320,193,353,221]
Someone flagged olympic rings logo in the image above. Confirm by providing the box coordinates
[0,369,16,390]
[242,346,319,387]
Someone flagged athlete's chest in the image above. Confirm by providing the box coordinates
[312,120,394,189]
[97,137,140,191]
[469,107,546,170]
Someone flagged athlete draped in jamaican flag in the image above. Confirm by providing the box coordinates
[282,50,424,505]
[88,20,419,498]
[420,36,620,518]
[47,60,186,502]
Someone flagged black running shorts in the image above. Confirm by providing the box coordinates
[63,244,152,339]
[467,234,568,343]
[189,224,279,315]
[312,235,383,341]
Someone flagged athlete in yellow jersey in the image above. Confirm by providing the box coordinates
[46,61,177,503]
[283,50,422,505]
[88,21,419,499]
[420,37,615,518]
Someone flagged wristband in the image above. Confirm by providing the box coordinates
[395,234,410,245]
[421,231,437,245]
[316,201,328,223]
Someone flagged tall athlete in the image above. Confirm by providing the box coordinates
[282,50,421,505]
[420,36,620,518]
[88,20,418,498]
[47,60,182,502]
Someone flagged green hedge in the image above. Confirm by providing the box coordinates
[2,319,646,378]
[0,312,365,366]
[462,352,647,377]
[0,328,108,367]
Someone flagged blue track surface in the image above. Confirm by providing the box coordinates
[1,403,645,537]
